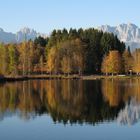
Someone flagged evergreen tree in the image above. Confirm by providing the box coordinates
[34,36,47,47]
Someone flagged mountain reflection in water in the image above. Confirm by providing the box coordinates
[0,79,140,125]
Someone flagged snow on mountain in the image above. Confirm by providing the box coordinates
[98,23,140,51]
[117,98,140,125]
[0,27,46,43]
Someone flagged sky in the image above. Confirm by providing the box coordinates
[0,0,140,34]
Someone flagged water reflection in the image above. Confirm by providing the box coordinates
[117,98,140,125]
[0,79,140,125]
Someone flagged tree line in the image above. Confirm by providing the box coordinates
[0,27,137,76]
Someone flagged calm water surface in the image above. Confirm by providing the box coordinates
[0,79,140,140]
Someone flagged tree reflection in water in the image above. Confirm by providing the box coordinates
[0,79,140,125]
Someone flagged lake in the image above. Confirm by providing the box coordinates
[0,79,140,140]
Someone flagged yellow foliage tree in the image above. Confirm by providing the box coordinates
[122,49,133,74]
[133,49,140,75]
[101,50,122,75]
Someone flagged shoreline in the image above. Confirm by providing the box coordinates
[81,75,140,80]
[0,74,140,83]
[0,75,80,82]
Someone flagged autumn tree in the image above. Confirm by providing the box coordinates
[0,44,9,75]
[133,49,140,75]
[27,41,35,75]
[122,47,133,74]
[8,44,19,75]
[101,50,122,75]
[60,41,73,75]
[39,55,44,74]
[71,39,85,75]
[101,55,110,75]
[18,42,29,75]
[47,47,58,74]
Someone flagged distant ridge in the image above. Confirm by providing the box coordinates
[0,27,46,43]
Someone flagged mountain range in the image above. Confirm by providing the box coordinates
[0,23,140,51]
[98,23,140,51]
[0,27,46,43]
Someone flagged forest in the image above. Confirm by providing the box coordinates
[0,28,139,76]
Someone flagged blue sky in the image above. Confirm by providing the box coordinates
[0,0,140,33]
